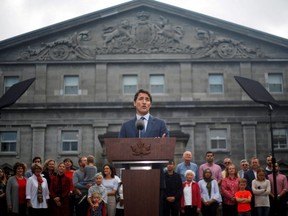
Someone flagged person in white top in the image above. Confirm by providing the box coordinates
[198,168,222,216]
[26,163,50,216]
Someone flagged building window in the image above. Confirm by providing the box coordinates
[64,75,79,95]
[150,74,165,94]
[61,131,78,151]
[268,73,283,93]
[4,76,19,93]
[209,74,224,93]
[273,128,287,149]
[123,75,137,94]
[210,129,227,150]
[0,132,17,152]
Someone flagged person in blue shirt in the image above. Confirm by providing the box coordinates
[176,151,198,182]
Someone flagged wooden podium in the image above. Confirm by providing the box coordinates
[104,138,176,216]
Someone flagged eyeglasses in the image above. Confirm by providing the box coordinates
[242,164,249,166]
[224,162,231,164]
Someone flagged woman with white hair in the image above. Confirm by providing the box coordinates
[180,170,201,216]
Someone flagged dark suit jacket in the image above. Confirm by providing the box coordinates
[244,169,256,191]
[119,115,169,138]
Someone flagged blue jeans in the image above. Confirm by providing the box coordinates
[256,207,269,216]
[238,211,251,216]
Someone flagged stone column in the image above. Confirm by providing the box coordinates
[241,121,257,159]
[34,64,47,103]
[239,62,252,100]
[95,63,107,101]
[31,124,47,160]
[180,63,193,101]
[179,122,196,155]
[93,122,108,166]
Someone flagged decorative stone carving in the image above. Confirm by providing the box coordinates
[18,31,94,60]
[18,11,264,61]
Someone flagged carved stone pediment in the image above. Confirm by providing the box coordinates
[17,11,264,61]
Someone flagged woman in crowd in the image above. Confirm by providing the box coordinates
[49,162,71,216]
[252,168,271,216]
[198,168,222,216]
[63,158,75,216]
[221,163,239,216]
[42,159,57,189]
[180,170,201,216]
[6,162,27,216]
[0,167,8,216]
[26,163,50,216]
[102,164,118,216]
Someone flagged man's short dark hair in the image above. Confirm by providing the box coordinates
[32,156,41,163]
[206,151,214,156]
[134,89,152,103]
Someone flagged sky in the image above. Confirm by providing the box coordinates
[1,0,288,42]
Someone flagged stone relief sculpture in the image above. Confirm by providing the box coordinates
[18,31,94,60]
[18,11,263,60]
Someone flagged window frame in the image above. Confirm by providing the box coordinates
[122,75,138,95]
[267,73,283,93]
[4,76,19,93]
[58,129,81,155]
[149,74,165,94]
[273,128,288,149]
[207,127,230,152]
[63,75,80,95]
[208,73,224,94]
[0,130,19,155]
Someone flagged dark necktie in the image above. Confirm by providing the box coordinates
[140,117,146,135]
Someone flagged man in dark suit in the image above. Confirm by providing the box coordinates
[119,89,169,216]
[119,89,169,138]
[244,157,261,216]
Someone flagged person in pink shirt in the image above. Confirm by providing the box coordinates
[221,164,239,216]
[199,152,222,184]
[268,163,288,216]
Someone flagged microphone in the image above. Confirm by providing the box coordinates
[135,119,145,138]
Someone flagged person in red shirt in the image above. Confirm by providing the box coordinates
[6,162,27,215]
[50,162,72,216]
[63,158,75,216]
[235,178,252,216]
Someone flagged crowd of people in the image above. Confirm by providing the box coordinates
[0,152,287,216]
[163,151,288,216]
[0,89,287,216]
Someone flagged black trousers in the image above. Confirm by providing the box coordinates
[201,202,219,216]
[183,206,198,216]
[29,208,48,216]
[163,200,180,216]
[74,195,88,216]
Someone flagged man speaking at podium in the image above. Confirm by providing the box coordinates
[119,89,169,138]
[118,89,169,216]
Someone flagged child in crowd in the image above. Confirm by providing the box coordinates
[235,178,252,216]
[252,168,271,216]
[88,172,108,206]
[180,170,201,216]
[87,192,106,216]
[80,155,97,186]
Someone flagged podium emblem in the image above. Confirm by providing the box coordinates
[131,140,151,156]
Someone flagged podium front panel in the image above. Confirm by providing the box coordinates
[122,169,160,216]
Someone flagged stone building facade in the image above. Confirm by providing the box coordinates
[0,0,287,173]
